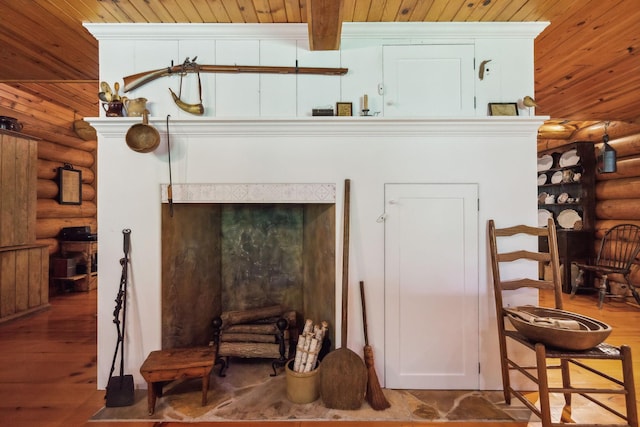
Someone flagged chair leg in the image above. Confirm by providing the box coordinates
[621,345,639,427]
[497,330,511,405]
[535,343,552,427]
[631,285,640,307]
[598,275,608,309]
[570,268,584,298]
[559,359,576,423]
[560,359,571,407]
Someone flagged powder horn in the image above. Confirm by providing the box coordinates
[169,88,204,115]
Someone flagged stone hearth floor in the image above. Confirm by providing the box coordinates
[92,358,628,424]
[92,358,535,423]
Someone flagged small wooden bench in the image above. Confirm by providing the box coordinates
[139,346,216,415]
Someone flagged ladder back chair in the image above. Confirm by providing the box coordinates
[571,224,640,308]
[488,218,638,427]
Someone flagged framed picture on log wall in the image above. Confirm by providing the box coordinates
[488,102,519,116]
[57,164,82,205]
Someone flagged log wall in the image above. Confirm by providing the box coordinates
[0,84,97,257]
[539,121,640,288]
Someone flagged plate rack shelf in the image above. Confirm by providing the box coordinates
[537,141,596,231]
[537,141,596,293]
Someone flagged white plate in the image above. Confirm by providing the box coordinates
[537,174,547,185]
[559,149,580,167]
[557,209,581,229]
[537,155,553,172]
[557,192,569,204]
[550,171,563,184]
[538,209,552,227]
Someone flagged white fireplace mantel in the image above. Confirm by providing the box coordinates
[88,116,546,138]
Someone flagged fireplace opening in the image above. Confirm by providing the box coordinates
[161,202,336,351]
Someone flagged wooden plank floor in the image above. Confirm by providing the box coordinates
[0,288,638,426]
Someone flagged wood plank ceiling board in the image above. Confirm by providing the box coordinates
[32,0,102,45]
[535,0,640,122]
[268,0,290,23]
[175,0,210,22]
[379,0,402,21]
[190,0,221,22]
[517,0,561,21]
[220,0,250,22]
[253,0,276,23]
[452,0,489,21]
[307,0,344,50]
[393,1,418,22]
[118,0,174,22]
[206,0,233,22]
[350,0,372,22]
[237,0,261,22]
[536,0,631,82]
[8,82,99,120]
[0,0,638,125]
[341,0,357,22]
[439,0,471,21]
[0,1,98,81]
[404,0,433,22]
[283,0,303,22]
[79,0,134,22]
[497,0,536,21]
[423,0,456,21]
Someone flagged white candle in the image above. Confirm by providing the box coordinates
[363,94,368,110]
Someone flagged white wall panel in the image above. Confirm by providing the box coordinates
[259,39,298,116]
[215,40,260,116]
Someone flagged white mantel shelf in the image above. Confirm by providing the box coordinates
[88,116,548,138]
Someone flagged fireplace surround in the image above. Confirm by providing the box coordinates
[160,183,336,350]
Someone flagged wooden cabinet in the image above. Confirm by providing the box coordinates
[539,230,593,294]
[53,240,98,292]
[0,130,49,322]
[537,141,596,231]
[0,244,49,322]
[0,130,38,246]
[538,142,596,293]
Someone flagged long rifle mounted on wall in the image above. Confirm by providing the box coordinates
[122,56,349,114]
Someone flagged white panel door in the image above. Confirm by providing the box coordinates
[383,45,475,116]
[384,183,479,389]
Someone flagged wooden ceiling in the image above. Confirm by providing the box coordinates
[0,0,639,129]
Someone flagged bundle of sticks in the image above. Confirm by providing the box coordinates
[292,319,328,373]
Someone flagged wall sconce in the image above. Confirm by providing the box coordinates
[599,122,617,173]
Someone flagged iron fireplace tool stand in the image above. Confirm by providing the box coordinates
[105,229,135,407]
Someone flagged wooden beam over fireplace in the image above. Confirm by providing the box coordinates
[307,0,344,51]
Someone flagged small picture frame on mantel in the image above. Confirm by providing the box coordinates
[488,102,519,116]
[336,102,353,116]
[57,164,82,205]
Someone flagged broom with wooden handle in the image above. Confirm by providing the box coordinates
[359,280,390,410]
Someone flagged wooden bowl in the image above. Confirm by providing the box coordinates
[505,306,612,351]
[125,110,160,153]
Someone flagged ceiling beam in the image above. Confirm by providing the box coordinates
[307,0,344,51]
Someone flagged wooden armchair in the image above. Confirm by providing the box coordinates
[571,224,640,308]
[488,218,638,427]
